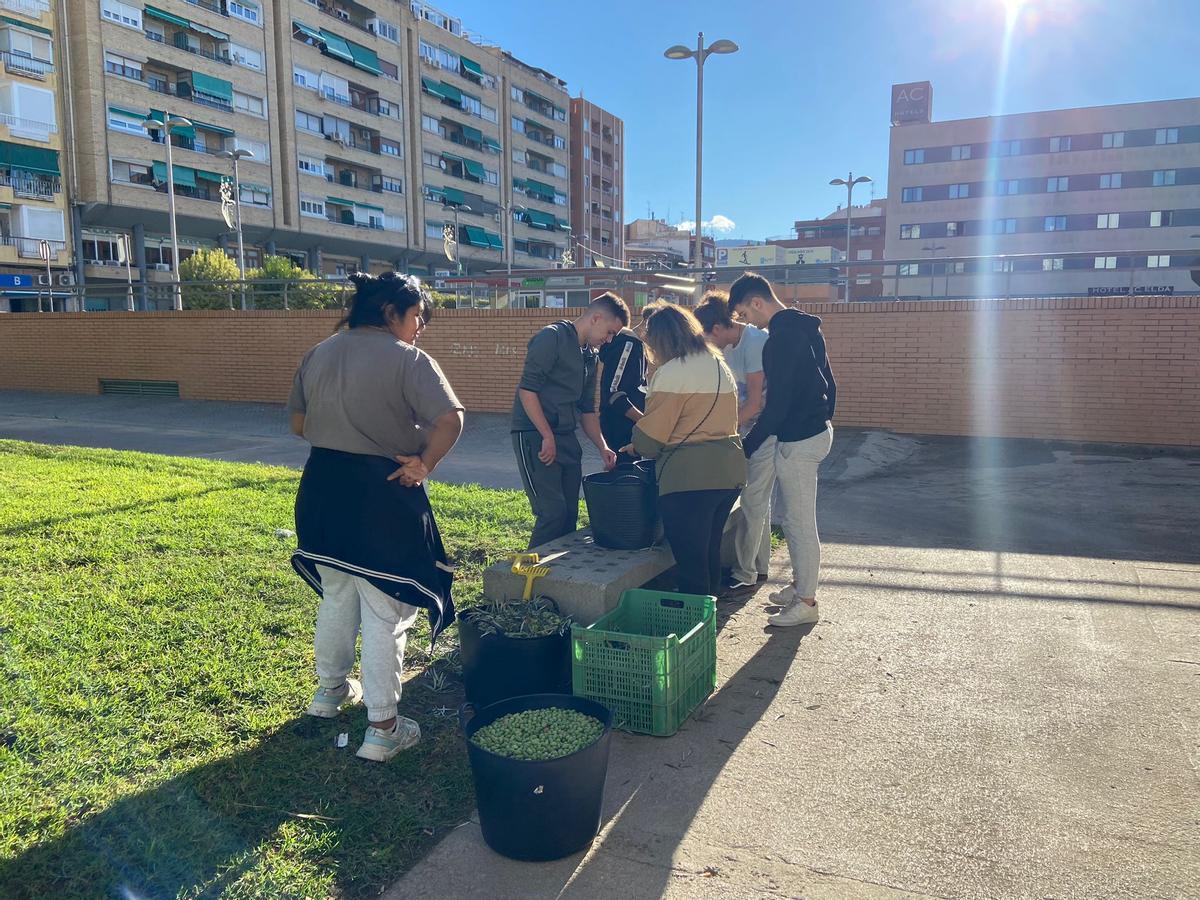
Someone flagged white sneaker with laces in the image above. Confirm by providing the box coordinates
[768,599,819,627]
[306,678,363,718]
[768,584,798,604]
[357,717,421,762]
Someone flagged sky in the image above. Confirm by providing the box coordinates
[445,0,1200,241]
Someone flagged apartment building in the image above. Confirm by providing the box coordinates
[886,83,1200,297]
[624,217,714,271]
[0,0,70,309]
[569,96,622,267]
[61,0,569,305]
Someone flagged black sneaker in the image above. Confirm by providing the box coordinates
[720,579,758,600]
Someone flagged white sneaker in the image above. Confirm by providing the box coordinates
[306,678,363,718]
[768,584,798,604]
[768,599,819,627]
[356,717,421,762]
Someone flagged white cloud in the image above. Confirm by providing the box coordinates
[677,215,737,233]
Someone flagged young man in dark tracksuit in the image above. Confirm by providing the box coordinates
[597,305,658,466]
[512,293,628,548]
[729,272,836,628]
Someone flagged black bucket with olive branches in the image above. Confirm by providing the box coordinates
[458,596,573,708]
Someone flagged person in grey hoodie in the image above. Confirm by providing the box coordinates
[728,272,836,628]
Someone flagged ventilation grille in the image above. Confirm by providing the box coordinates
[99,379,180,398]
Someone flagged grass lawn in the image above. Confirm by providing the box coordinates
[0,440,538,899]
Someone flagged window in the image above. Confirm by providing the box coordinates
[511,116,525,134]
[295,110,322,133]
[901,187,923,202]
[1155,127,1179,145]
[380,60,398,81]
[230,44,263,71]
[582,144,589,160]
[996,139,1020,156]
[1096,213,1120,229]
[234,91,266,117]
[481,104,497,123]
[297,155,325,177]
[227,1,260,25]
[903,148,924,165]
[293,67,319,90]
[900,224,921,239]
[1044,215,1067,232]
[1094,256,1117,269]
[582,118,589,132]
[1102,131,1124,149]
[300,196,326,218]
[898,263,919,276]
[946,221,962,237]
[101,0,141,29]
[1046,176,1068,192]
[1042,258,1064,271]
[1153,169,1176,186]
[234,138,268,163]
[380,138,402,158]
[946,261,965,274]
[380,176,403,194]
[949,183,970,199]
[992,260,1014,273]
[950,144,971,161]
[998,179,1019,195]
[107,109,146,136]
[510,86,524,103]
[373,19,399,42]
[1099,173,1122,189]
[421,114,440,135]
[993,218,1017,234]
[422,150,440,168]
[1050,136,1071,153]
[461,93,482,118]
[104,51,141,80]
[1150,210,1172,228]
[6,25,52,64]
[239,184,270,207]
[426,221,444,239]
[109,158,154,186]
[1147,254,1170,268]
[867,226,881,236]
[82,234,123,264]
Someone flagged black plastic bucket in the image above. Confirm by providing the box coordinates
[458,610,572,708]
[583,459,660,550]
[460,693,613,861]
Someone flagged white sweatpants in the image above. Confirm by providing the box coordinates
[775,426,833,599]
[314,564,420,723]
[728,436,777,585]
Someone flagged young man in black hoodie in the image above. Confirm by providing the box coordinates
[728,272,836,627]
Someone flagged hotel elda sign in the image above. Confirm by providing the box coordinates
[891,82,932,125]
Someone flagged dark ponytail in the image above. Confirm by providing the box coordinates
[336,271,433,332]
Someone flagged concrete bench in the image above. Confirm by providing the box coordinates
[481,528,674,625]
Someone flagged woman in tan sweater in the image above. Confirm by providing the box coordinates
[623,304,747,596]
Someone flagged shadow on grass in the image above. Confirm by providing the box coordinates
[1,702,475,900]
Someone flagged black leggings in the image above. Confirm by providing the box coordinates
[659,488,740,597]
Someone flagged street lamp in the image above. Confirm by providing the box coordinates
[664,33,738,272]
[499,202,526,278]
[829,172,871,302]
[447,203,471,277]
[217,148,254,310]
[146,112,193,310]
[921,244,946,299]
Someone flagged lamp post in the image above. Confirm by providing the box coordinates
[921,244,946,298]
[829,172,871,302]
[217,148,254,310]
[146,112,192,310]
[500,202,526,278]
[448,203,471,277]
[664,33,738,272]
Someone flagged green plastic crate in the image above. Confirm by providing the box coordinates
[571,589,717,736]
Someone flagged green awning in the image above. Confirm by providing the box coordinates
[190,21,229,41]
[463,225,489,247]
[241,182,271,193]
[556,217,570,229]
[460,56,483,76]
[153,161,196,188]
[1,15,52,36]
[421,77,450,100]
[525,178,555,200]
[525,208,556,229]
[459,124,484,144]
[108,105,147,119]
[355,201,384,212]
[144,5,190,28]
[325,195,355,206]
[319,29,355,64]
[293,20,321,42]
[484,136,502,152]
[0,143,59,175]
[438,82,462,104]
[190,71,233,103]
[441,186,466,205]
[512,177,528,189]
[195,169,225,183]
[485,231,504,251]
[425,186,446,200]
[194,120,234,137]
[348,41,381,75]
[147,110,195,139]
[463,159,486,179]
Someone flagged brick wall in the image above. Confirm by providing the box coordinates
[1,297,1197,446]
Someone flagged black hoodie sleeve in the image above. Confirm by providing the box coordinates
[743,315,817,457]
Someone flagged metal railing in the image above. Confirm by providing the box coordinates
[146,31,232,66]
[1,51,53,78]
[0,111,55,135]
[1,235,67,258]
[38,279,354,313]
[0,0,50,16]
[0,172,60,199]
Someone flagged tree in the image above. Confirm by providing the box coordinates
[247,255,346,310]
[178,248,240,310]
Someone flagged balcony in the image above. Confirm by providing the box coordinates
[1,234,66,258]
[1,51,53,79]
[181,0,226,15]
[311,0,373,35]
[0,0,50,16]
[0,112,55,140]
[0,171,61,200]
[146,30,232,66]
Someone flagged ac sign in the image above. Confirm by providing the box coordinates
[891,82,932,125]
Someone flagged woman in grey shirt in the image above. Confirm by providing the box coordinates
[288,272,464,763]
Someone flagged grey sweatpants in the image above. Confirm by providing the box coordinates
[776,426,833,598]
[513,430,583,549]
